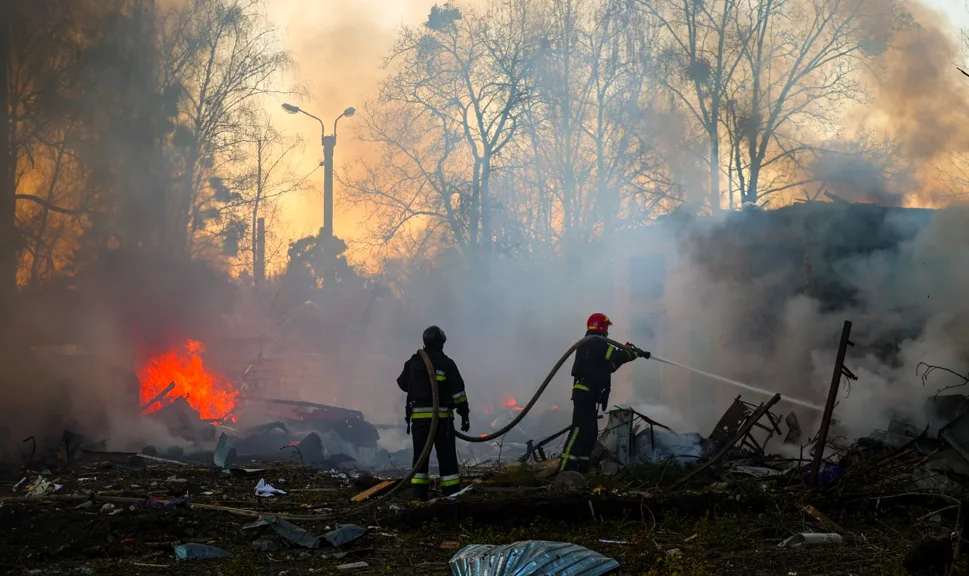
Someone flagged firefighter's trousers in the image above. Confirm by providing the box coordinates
[560,388,598,473]
[410,413,461,500]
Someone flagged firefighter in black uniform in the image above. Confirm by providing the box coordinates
[397,326,470,500]
[560,313,649,473]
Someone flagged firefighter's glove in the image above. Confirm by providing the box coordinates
[461,417,471,433]
[625,342,651,359]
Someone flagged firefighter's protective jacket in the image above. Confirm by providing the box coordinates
[397,349,470,420]
[570,330,637,399]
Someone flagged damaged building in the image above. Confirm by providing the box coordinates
[610,201,938,423]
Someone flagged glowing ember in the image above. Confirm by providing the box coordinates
[139,339,239,421]
[500,396,524,412]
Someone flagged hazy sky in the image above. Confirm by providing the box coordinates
[266,0,434,264]
[264,0,968,264]
[923,0,968,28]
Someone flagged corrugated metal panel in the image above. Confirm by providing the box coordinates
[449,540,619,576]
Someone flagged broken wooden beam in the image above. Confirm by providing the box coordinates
[139,382,175,413]
[351,479,395,502]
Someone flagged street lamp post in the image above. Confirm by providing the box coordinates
[281,103,355,239]
[282,103,355,290]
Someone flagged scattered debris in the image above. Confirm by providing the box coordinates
[551,471,587,491]
[351,479,395,502]
[213,432,233,469]
[336,561,369,570]
[448,540,619,576]
[139,381,175,413]
[255,478,287,497]
[778,533,844,548]
[25,476,62,497]
[244,516,322,548]
[325,524,367,548]
[709,395,784,455]
[174,543,232,560]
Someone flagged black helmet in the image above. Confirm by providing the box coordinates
[422,325,447,350]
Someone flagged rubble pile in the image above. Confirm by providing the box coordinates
[4,392,969,574]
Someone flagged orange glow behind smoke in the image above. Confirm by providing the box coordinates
[501,396,523,412]
[139,339,239,420]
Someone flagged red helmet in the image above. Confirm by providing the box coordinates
[587,313,612,333]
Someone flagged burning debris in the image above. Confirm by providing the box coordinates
[139,339,239,421]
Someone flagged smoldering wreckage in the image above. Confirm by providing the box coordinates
[5,324,969,576]
[1,205,967,575]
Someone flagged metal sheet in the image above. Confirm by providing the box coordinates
[449,540,619,576]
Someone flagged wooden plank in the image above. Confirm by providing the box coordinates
[350,479,395,502]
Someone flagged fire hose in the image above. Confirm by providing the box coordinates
[432,335,632,443]
[283,335,621,519]
[235,335,623,520]
[2,337,815,521]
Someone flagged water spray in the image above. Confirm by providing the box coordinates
[649,354,825,412]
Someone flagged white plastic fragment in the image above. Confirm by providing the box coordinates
[255,478,287,497]
[778,533,843,548]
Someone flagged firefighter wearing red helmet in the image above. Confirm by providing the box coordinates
[560,313,649,473]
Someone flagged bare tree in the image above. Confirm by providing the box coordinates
[1,0,141,294]
[727,0,889,205]
[345,2,532,260]
[159,0,295,256]
[643,0,750,211]
[521,0,663,251]
[219,111,308,280]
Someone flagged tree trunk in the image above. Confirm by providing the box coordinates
[30,139,68,284]
[251,137,263,284]
[0,0,16,333]
[745,162,760,205]
[177,145,199,256]
[480,158,491,254]
[709,120,721,211]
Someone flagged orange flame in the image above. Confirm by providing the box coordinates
[139,339,239,421]
[502,396,517,408]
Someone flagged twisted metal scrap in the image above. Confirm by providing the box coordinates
[449,540,619,576]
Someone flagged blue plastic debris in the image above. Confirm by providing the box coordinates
[449,540,619,576]
[803,465,842,484]
[242,516,322,548]
[174,543,232,561]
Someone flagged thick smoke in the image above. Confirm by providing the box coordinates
[9,0,969,463]
[648,2,969,439]
[295,0,969,450]
[865,3,969,162]
[662,204,969,439]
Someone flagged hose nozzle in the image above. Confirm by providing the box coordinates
[625,342,651,359]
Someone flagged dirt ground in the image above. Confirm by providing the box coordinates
[0,460,961,575]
